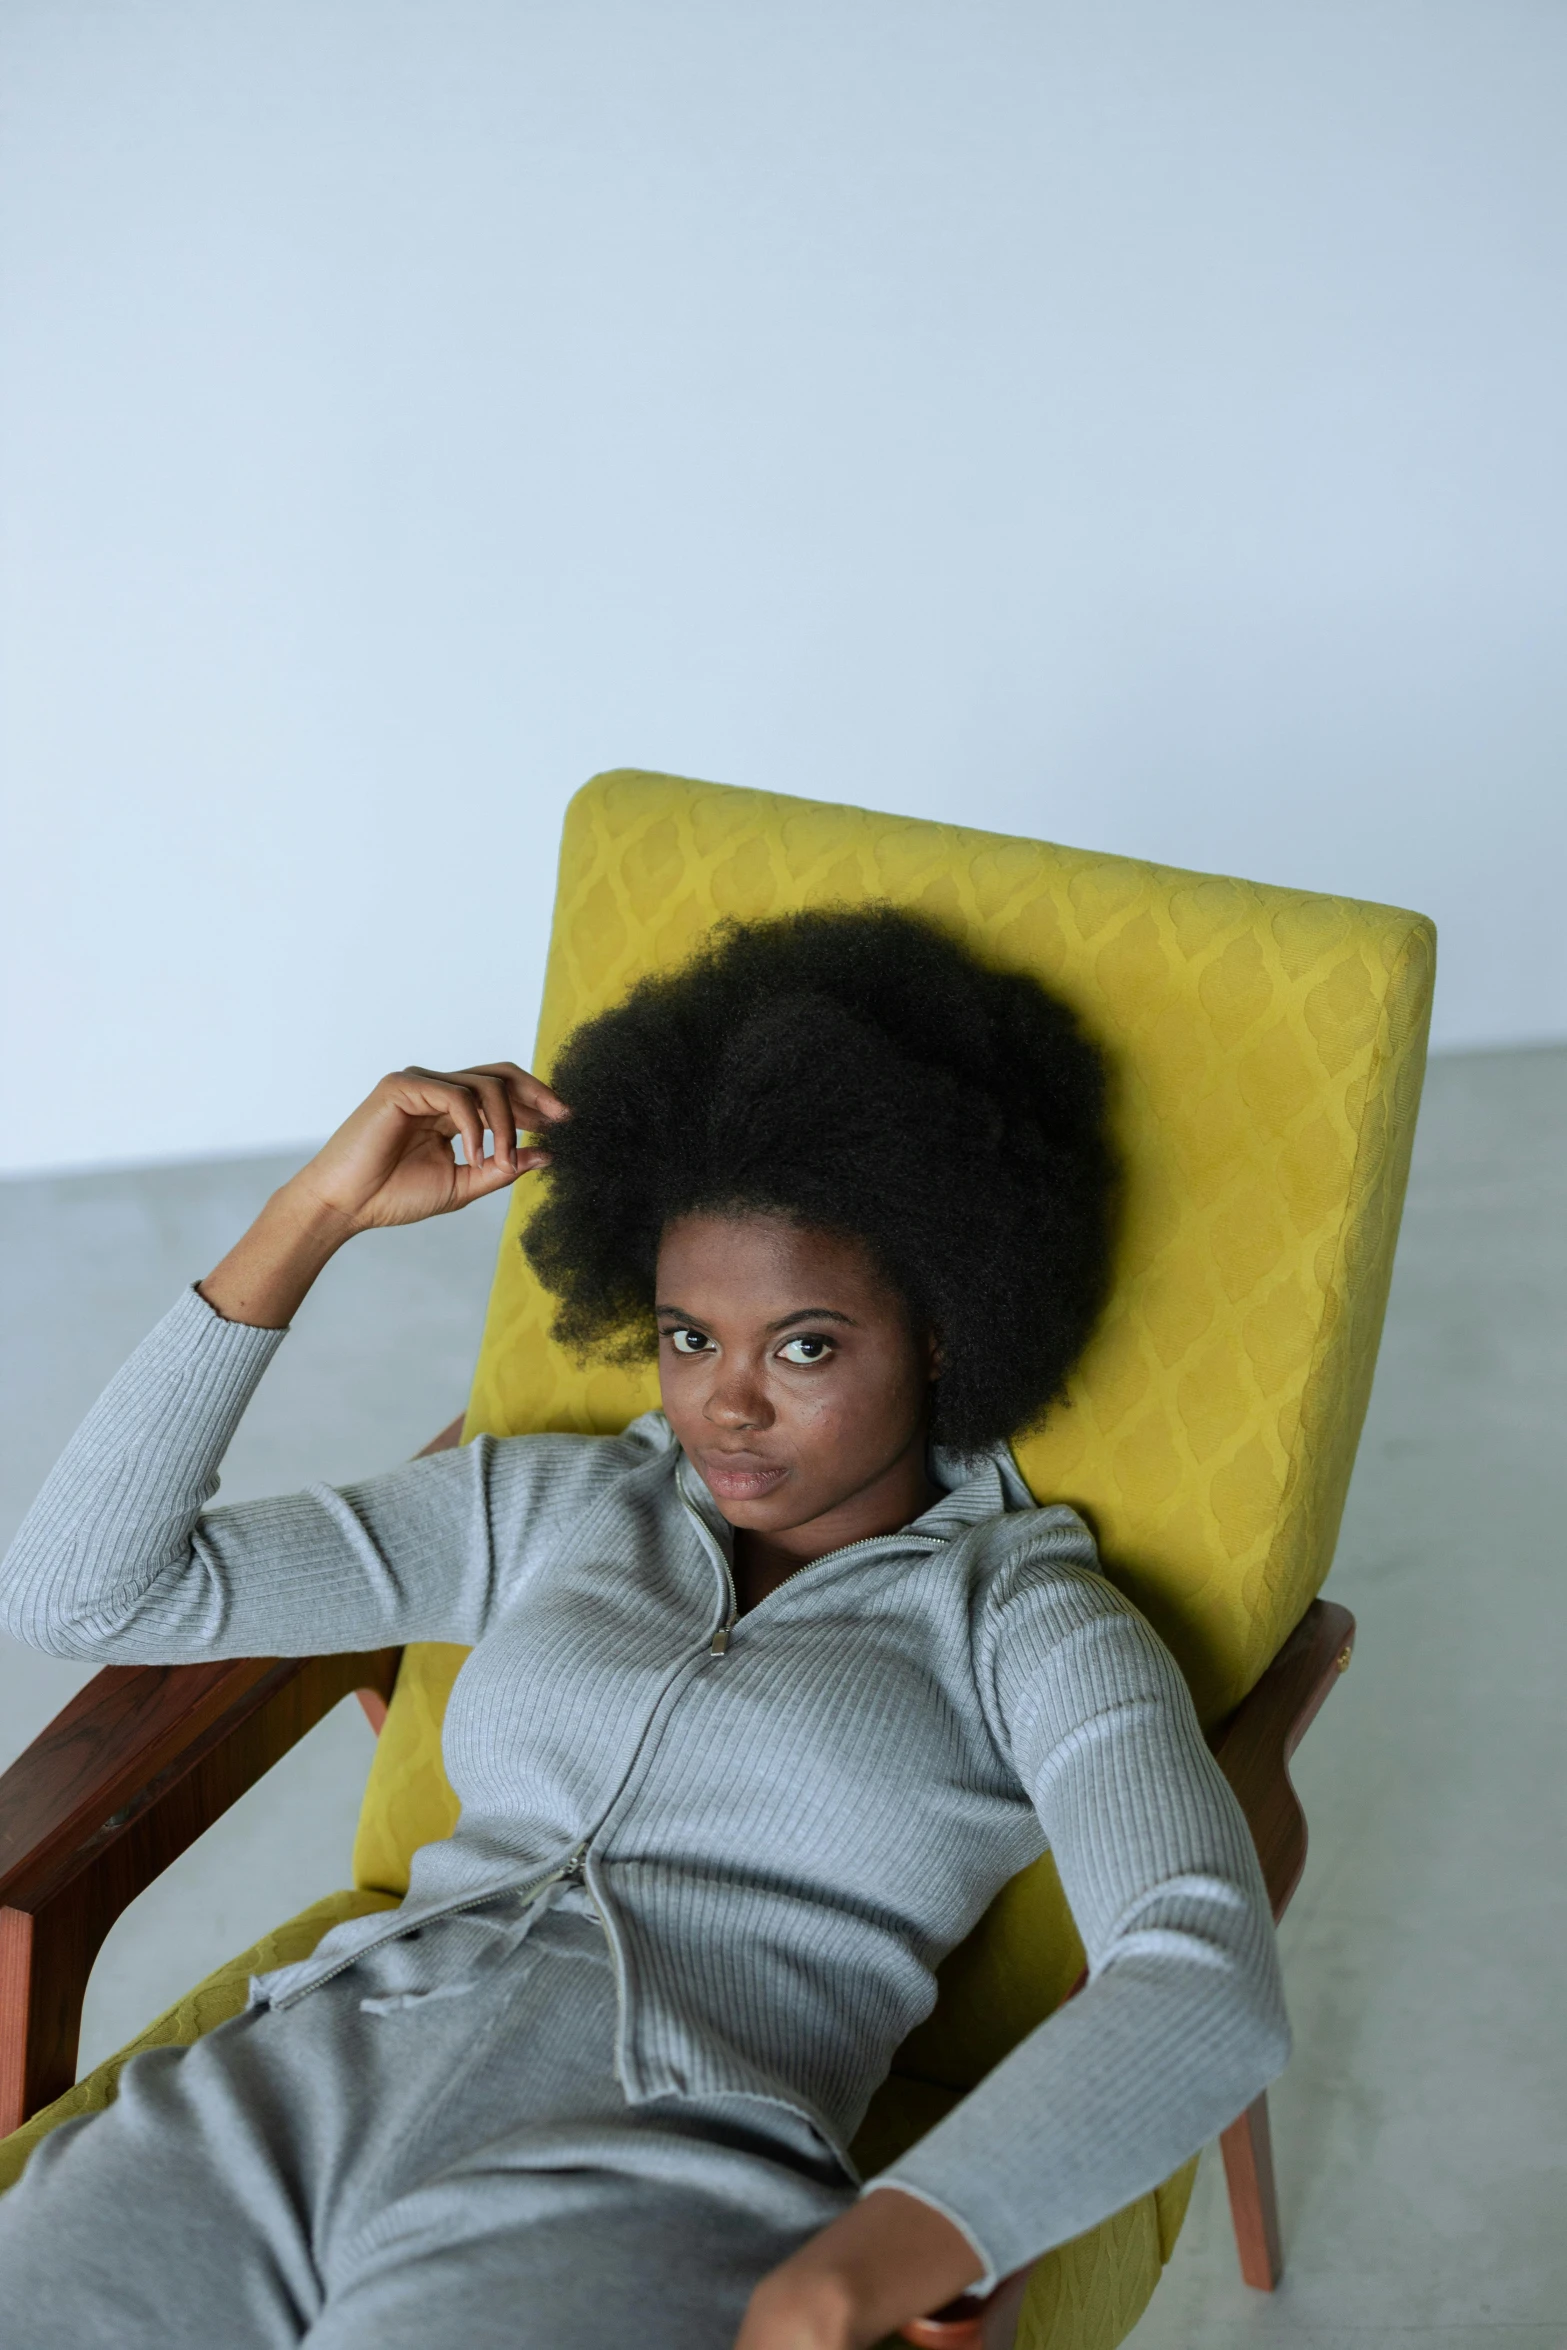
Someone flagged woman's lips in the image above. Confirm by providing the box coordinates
[698,1455,790,1502]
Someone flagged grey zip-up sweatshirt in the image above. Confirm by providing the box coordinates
[0,1287,1288,2285]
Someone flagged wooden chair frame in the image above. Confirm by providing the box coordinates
[0,1411,1354,2341]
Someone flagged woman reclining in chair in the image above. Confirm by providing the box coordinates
[0,907,1288,2350]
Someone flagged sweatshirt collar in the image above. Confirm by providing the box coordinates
[920,1440,1035,1533]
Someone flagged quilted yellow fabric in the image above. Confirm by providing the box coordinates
[352,1643,469,1897]
[1015,2171,1197,2350]
[466,770,1433,1722]
[0,1888,397,2194]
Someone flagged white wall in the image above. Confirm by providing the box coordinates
[3,0,1564,1175]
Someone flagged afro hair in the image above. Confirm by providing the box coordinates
[522,904,1117,1453]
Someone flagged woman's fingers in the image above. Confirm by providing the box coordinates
[294,1063,559,1236]
[446,1154,511,1208]
[399,1064,562,1184]
[467,1060,570,1133]
[448,1069,555,1171]
[468,1071,519,1173]
[399,1069,486,1173]
[451,1147,550,1202]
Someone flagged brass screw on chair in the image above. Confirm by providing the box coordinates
[1335,1648,1353,1672]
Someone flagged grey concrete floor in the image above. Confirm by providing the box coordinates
[1129,1047,1567,2350]
[1,1052,1563,2346]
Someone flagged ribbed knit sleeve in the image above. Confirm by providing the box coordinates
[866,1558,1289,2288]
[0,1287,645,1664]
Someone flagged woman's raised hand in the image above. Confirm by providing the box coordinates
[198,1062,567,1330]
[291,1063,568,1233]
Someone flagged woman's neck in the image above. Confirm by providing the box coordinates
[732,1451,942,1612]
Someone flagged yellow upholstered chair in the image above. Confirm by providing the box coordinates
[0,772,1435,2350]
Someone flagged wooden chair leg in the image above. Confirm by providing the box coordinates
[1219,2090,1283,2289]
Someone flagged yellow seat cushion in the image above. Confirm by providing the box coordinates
[0,1888,398,2195]
[465,769,1433,1719]
[352,1642,469,1898]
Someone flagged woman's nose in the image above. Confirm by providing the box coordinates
[704,1368,773,1429]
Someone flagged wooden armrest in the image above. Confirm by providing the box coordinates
[0,1407,466,2134]
[0,1645,400,2134]
[1207,1596,1355,1922]
[0,1408,471,2133]
[898,1595,1357,2345]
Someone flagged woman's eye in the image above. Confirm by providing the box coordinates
[666,1327,710,1355]
[779,1335,833,1366]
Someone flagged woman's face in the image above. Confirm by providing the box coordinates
[655,1211,939,1554]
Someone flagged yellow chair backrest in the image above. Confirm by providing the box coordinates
[353,769,1433,2091]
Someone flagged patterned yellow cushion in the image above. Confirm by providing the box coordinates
[352,1643,468,1897]
[0,1888,397,2194]
[467,769,1434,1719]
[1017,2168,1198,2350]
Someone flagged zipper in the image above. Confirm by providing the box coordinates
[680,1483,741,1652]
[720,1530,948,1639]
[764,1528,949,1586]
[681,1480,948,1655]
[267,1843,593,2006]
[281,1493,956,2006]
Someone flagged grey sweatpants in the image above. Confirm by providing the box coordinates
[0,1897,853,2349]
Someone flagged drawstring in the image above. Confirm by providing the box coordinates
[358,1883,562,2015]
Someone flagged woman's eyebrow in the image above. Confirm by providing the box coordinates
[767,1308,857,1332]
[652,1304,858,1330]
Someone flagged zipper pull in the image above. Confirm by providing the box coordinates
[709,1625,730,1655]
